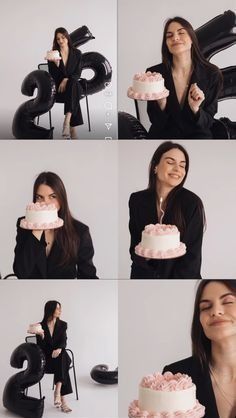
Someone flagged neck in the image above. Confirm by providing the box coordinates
[172,52,192,74]
[156,183,172,202]
[211,338,236,379]
[60,45,69,53]
[48,317,56,325]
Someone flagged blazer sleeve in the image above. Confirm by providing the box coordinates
[77,226,98,279]
[172,200,204,279]
[13,218,46,278]
[146,66,170,130]
[70,49,83,81]
[48,60,61,84]
[187,69,222,130]
[129,193,141,260]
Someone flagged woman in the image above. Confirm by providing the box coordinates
[129,141,205,279]
[29,301,72,413]
[147,17,222,139]
[13,171,98,279]
[48,27,83,139]
[163,280,236,418]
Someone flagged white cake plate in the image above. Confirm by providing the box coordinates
[127,87,169,101]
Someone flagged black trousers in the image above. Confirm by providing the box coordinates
[56,79,83,127]
[45,349,72,396]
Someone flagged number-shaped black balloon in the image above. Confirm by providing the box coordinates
[12,70,56,139]
[13,25,112,139]
[90,364,118,384]
[3,342,45,418]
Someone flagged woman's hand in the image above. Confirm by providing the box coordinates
[58,78,68,93]
[188,83,205,114]
[37,329,45,339]
[52,348,62,358]
[156,97,167,111]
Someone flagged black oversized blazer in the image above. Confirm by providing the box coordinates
[129,188,204,279]
[36,319,68,358]
[146,62,222,139]
[163,356,220,418]
[13,218,98,279]
[48,47,83,88]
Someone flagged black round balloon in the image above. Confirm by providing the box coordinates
[90,364,118,385]
[70,25,95,48]
[3,343,45,418]
[12,70,56,139]
[80,52,112,95]
[118,111,147,139]
[196,10,236,60]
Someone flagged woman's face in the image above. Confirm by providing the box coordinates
[35,184,60,210]
[199,281,236,343]
[53,303,61,318]
[166,21,192,56]
[56,32,68,49]
[155,148,186,190]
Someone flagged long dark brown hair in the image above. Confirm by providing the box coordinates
[42,300,61,323]
[162,16,222,82]
[148,141,205,236]
[52,27,73,51]
[191,280,236,370]
[33,172,79,266]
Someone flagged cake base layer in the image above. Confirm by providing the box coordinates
[135,242,186,259]
[128,399,205,418]
[20,218,64,230]
[127,86,169,101]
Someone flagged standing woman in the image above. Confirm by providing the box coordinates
[48,27,83,139]
[13,172,98,279]
[129,141,205,279]
[147,17,222,139]
[29,301,72,413]
[163,280,236,418]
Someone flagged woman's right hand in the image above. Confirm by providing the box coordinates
[157,97,167,111]
[37,329,45,338]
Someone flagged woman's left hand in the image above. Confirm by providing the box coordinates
[188,83,205,114]
[58,78,68,93]
[52,348,62,358]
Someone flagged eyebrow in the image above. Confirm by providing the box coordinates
[164,157,186,163]
[199,292,235,304]
[36,193,56,197]
[166,27,185,34]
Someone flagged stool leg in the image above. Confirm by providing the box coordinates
[72,364,79,400]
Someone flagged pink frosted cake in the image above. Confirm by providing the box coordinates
[20,203,64,230]
[128,372,205,418]
[135,223,186,259]
[127,71,169,100]
[45,50,61,61]
[27,323,43,334]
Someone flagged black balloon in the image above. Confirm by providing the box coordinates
[118,111,147,139]
[12,70,56,139]
[90,364,118,385]
[81,52,112,95]
[3,342,45,418]
[70,25,95,48]
[196,10,236,60]
[219,66,236,100]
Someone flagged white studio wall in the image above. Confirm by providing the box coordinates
[118,279,198,418]
[118,0,236,128]
[119,140,236,279]
[0,280,118,418]
[0,141,118,279]
[0,0,117,139]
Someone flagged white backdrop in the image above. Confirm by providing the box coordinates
[118,0,236,128]
[0,141,118,279]
[118,279,198,417]
[0,0,117,139]
[0,280,118,418]
[119,140,236,279]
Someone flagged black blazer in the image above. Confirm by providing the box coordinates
[129,188,204,279]
[36,319,67,358]
[13,218,98,279]
[48,47,83,88]
[163,356,219,418]
[146,62,222,139]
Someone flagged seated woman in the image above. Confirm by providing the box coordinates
[129,141,205,279]
[147,17,222,139]
[163,279,236,418]
[48,27,83,139]
[13,171,98,279]
[28,300,72,413]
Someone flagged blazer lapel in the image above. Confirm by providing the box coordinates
[196,366,219,418]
